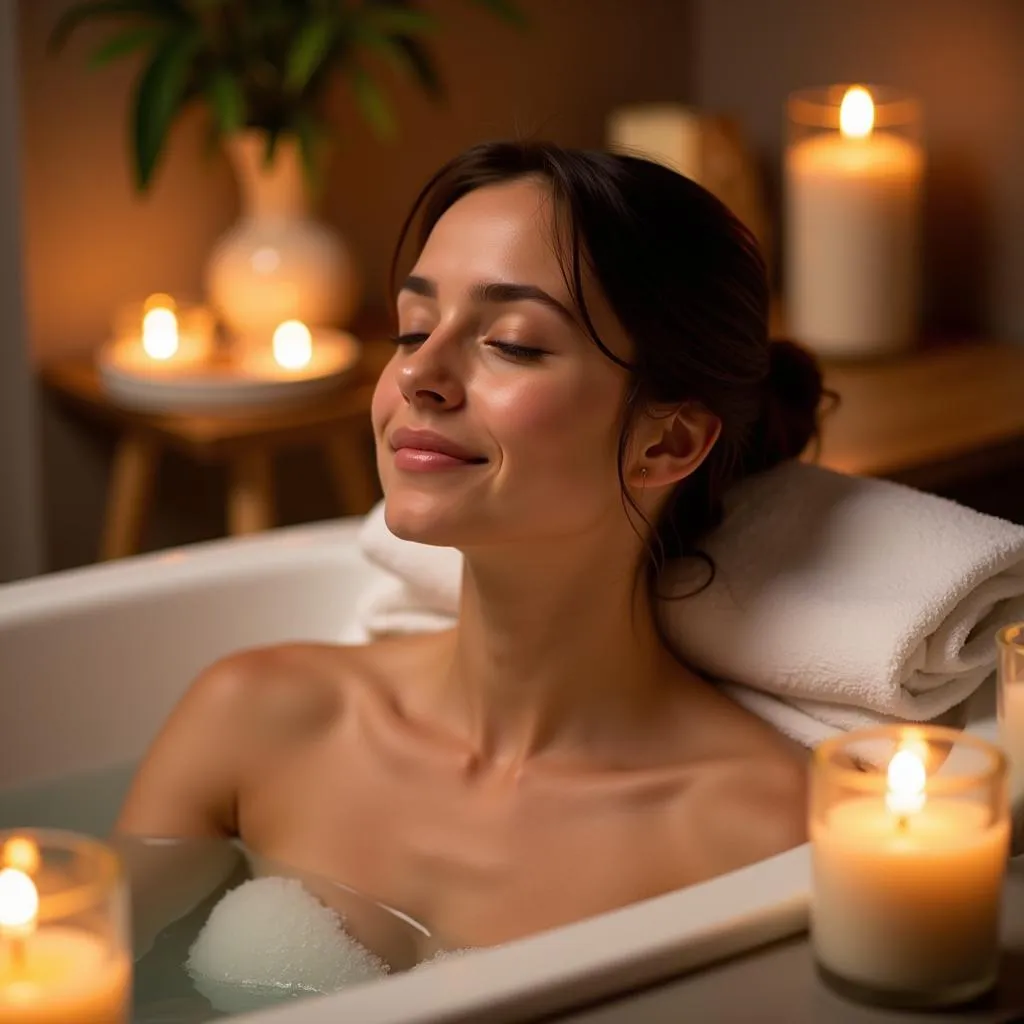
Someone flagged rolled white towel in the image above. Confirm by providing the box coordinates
[354,462,1024,747]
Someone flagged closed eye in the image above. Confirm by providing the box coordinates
[389,332,430,347]
[487,340,547,363]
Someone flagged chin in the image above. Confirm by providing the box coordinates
[382,489,475,549]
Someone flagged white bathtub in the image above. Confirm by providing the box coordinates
[2,520,940,1023]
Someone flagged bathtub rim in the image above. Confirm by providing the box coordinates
[0,523,999,1023]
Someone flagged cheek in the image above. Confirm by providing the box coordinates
[487,372,622,465]
[370,362,401,437]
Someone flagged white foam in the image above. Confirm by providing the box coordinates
[187,876,388,1012]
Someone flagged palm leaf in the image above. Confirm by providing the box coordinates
[350,67,397,140]
[285,15,339,93]
[130,28,200,189]
[467,0,527,29]
[205,69,246,134]
[363,6,439,36]
[294,109,325,196]
[50,0,180,52]
[391,35,443,96]
[352,26,443,97]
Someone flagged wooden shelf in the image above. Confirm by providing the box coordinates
[815,341,1024,486]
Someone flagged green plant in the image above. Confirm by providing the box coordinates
[50,0,525,192]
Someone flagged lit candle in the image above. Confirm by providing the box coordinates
[997,624,1024,807]
[140,294,180,362]
[272,319,314,371]
[811,725,1009,1009]
[235,321,358,385]
[784,85,925,359]
[103,294,214,377]
[0,833,130,1023]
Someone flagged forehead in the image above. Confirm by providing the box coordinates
[415,178,568,291]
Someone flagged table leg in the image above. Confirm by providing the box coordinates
[228,451,275,535]
[100,431,159,561]
[325,431,380,515]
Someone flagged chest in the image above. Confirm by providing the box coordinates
[239,734,700,955]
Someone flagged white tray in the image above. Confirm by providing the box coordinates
[96,335,360,414]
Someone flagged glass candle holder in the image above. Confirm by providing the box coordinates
[997,624,1024,808]
[784,84,925,360]
[810,725,1009,1009]
[0,829,131,1023]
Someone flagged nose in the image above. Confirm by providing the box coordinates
[397,332,466,412]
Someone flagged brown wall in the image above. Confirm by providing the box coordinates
[693,0,1024,340]
[20,0,694,570]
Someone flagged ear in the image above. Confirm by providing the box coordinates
[628,403,721,489]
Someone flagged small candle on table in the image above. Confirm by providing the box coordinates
[0,835,130,1024]
[811,727,1009,1008]
[105,293,213,376]
[272,318,314,371]
[236,318,358,382]
[785,85,924,359]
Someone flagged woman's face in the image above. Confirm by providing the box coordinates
[372,178,633,549]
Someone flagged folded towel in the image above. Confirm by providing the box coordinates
[354,462,1024,747]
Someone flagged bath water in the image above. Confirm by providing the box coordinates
[0,764,423,1023]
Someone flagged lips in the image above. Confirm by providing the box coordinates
[389,427,487,467]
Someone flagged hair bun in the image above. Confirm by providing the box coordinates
[739,339,825,478]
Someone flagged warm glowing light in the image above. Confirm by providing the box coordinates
[885,747,927,817]
[141,304,179,361]
[839,86,875,139]
[3,837,39,875]
[0,868,38,930]
[272,319,314,370]
[142,292,176,314]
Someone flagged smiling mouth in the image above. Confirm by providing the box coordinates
[391,447,488,471]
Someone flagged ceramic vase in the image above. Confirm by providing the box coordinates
[205,131,359,341]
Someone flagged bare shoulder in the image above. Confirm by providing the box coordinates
[116,641,384,837]
[685,742,809,877]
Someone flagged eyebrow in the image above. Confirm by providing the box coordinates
[400,275,576,325]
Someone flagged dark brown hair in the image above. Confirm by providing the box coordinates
[390,140,825,595]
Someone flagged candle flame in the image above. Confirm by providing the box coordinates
[839,85,875,139]
[0,868,38,931]
[142,304,179,361]
[3,838,39,875]
[272,319,313,371]
[885,747,927,817]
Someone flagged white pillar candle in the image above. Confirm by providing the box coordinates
[606,104,705,181]
[811,726,1009,1008]
[784,85,925,359]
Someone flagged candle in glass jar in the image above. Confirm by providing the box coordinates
[811,727,1009,1008]
[0,835,130,1023]
[785,85,924,359]
[997,624,1024,805]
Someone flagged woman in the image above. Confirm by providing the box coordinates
[118,141,823,957]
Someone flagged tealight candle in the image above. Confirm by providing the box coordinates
[0,830,131,1023]
[106,294,215,375]
[997,623,1024,807]
[810,725,1009,1009]
[784,85,925,359]
[236,319,360,383]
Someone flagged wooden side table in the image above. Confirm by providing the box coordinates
[40,339,393,561]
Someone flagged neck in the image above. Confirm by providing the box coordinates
[433,530,669,773]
